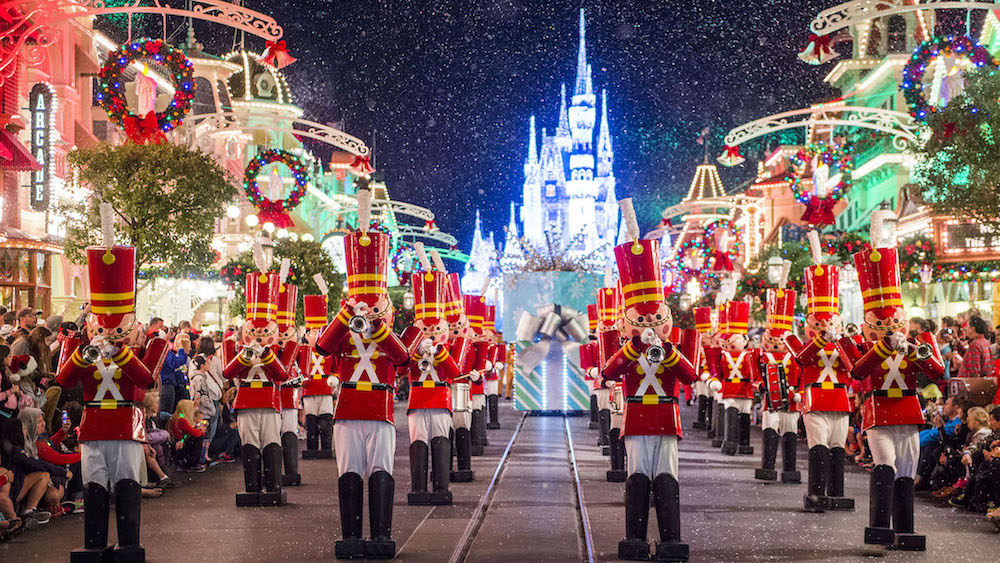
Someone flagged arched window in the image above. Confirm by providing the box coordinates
[887,16,907,53]
[192,77,215,114]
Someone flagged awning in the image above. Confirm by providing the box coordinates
[0,129,41,171]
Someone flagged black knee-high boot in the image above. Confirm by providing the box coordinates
[710,403,725,447]
[470,410,485,455]
[113,479,144,562]
[705,397,715,433]
[652,474,688,562]
[865,465,895,546]
[318,413,334,459]
[304,414,319,455]
[780,432,801,483]
[619,473,652,560]
[755,428,779,481]
[281,432,301,486]
[487,394,501,429]
[72,482,112,562]
[607,428,627,482]
[804,445,828,512]
[451,427,475,482]
[335,472,366,559]
[598,409,611,448]
[892,477,924,551]
[825,447,853,509]
[429,436,453,505]
[478,406,489,445]
[236,444,262,507]
[367,470,396,558]
[693,395,708,429]
[721,407,739,455]
[408,441,431,505]
[737,413,754,455]
[260,442,287,506]
[589,394,599,429]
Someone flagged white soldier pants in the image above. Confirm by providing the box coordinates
[81,441,143,489]
[611,411,622,431]
[281,408,300,434]
[452,411,471,430]
[694,380,708,397]
[408,409,452,444]
[763,411,800,435]
[334,419,395,478]
[472,394,485,410]
[723,397,752,414]
[302,395,334,416]
[867,425,920,479]
[486,380,499,395]
[595,388,611,411]
[625,435,679,478]
[803,411,849,450]
[237,408,281,449]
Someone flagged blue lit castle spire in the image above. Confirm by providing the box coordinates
[511,8,619,267]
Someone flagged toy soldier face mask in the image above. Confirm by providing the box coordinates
[863,308,906,341]
[623,301,673,341]
[87,312,139,346]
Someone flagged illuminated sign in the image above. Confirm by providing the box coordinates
[29,84,53,212]
[941,220,1000,254]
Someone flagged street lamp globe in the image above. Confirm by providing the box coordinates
[766,255,785,285]
[226,205,240,219]
[276,228,289,239]
[262,222,275,234]
[245,214,259,227]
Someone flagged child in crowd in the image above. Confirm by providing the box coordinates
[168,400,206,473]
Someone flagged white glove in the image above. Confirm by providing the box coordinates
[588,367,599,379]
[327,375,340,388]
[352,302,369,316]
[699,371,710,382]
[709,379,722,392]
[889,332,908,353]
[641,328,660,346]
[483,360,494,372]
[793,392,802,403]
[102,343,119,358]
[823,327,839,343]
[496,362,506,372]
[470,369,483,383]
[418,338,435,356]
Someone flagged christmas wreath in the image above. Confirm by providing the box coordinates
[902,35,997,123]
[704,219,741,272]
[787,142,854,226]
[97,38,196,144]
[243,149,310,228]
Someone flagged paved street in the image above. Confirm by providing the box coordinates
[2,399,998,562]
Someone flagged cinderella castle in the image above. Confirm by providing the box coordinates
[464,9,620,293]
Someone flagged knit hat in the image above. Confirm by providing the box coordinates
[45,315,63,333]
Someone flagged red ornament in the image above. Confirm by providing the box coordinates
[261,40,297,69]
[350,155,375,174]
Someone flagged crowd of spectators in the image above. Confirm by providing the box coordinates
[0,304,241,543]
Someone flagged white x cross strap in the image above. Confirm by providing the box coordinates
[724,351,748,379]
[765,352,791,371]
[881,353,908,391]
[94,361,125,401]
[634,355,667,397]
[418,361,439,382]
[815,349,840,384]
[349,333,379,383]
[310,352,325,377]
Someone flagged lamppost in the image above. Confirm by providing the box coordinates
[766,255,785,285]
[258,231,275,266]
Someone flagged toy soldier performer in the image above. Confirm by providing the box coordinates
[300,276,338,460]
[581,304,601,430]
[843,211,944,550]
[719,300,758,456]
[603,199,700,562]
[691,307,715,431]
[785,231,855,513]
[754,268,802,484]
[483,302,504,429]
[57,204,168,562]
[315,186,411,559]
[222,245,292,507]
[274,265,303,486]
[402,243,460,505]
[438,266,476,483]
[596,284,627,482]
[707,305,726,447]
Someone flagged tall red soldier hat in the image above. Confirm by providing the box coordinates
[614,238,663,315]
[302,295,328,330]
[413,269,446,324]
[694,307,713,334]
[596,286,620,327]
[717,303,729,335]
[586,304,599,332]
[765,288,796,336]
[725,301,749,335]
[276,283,298,333]
[444,272,463,322]
[483,304,497,333]
[87,245,137,329]
[245,271,280,328]
[805,263,840,320]
[854,246,902,319]
[345,228,389,307]
[463,295,485,331]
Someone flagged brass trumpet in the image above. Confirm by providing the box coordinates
[349,315,371,334]
[845,323,861,337]
[418,357,433,372]
[81,345,101,364]
[646,344,665,364]
[912,342,933,361]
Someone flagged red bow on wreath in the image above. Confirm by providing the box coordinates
[257,199,294,228]
[712,251,734,272]
[351,155,375,174]
[261,40,297,69]
[123,112,167,145]
[801,195,837,226]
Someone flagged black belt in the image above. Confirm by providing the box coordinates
[864,389,918,400]
[341,381,393,391]
[239,382,275,388]
[625,395,678,404]
[85,400,142,409]
[807,383,847,389]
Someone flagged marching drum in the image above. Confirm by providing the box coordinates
[610,382,624,415]
[452,382,472,413]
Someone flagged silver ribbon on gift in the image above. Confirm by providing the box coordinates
[515,304,590,376]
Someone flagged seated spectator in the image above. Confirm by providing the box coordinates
[947,407,995,509]
[1,464,26,542]
[916,396,965,491]
[16,408,69,517]
[32,408,82,505]
[0,418,53,527]
[930,401,974,498]
[168,400,206,473]
[160,334,190,416]
[190,339,224,464]
[140,392,179,495]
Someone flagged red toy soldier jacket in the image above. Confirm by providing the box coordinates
[757,351,800,412]
[720,349,760,399]
[785,335,853,413]
[300,346,337,397]
[603,332,700,436]
[850,335,944,431]
[276,341,302,410]
[222,339,290,411]
[400,327,460,412]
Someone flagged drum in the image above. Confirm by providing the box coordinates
[949,377,998,407]
[452,382,471,413]
[610,383,624,415]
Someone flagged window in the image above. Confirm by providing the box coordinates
[193,77,216,115]
[887,16,907,53]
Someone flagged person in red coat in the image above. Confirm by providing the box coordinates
[755,281,802,483]
[595,284,620,453]
[55,234,168,562]
[602,200,700,562]
[273,272,302,487]
[718,300,758,456]
[401,243,460,505]
[841,211,945,551]
[784,231,855,513]
[315,186,411,559]
[221,259,291,508]
[300,279,338,460]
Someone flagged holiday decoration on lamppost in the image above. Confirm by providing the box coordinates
[787,142,855,226]
[902,35,997,124]
[98,38,196,144]
[243,148,310,228]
